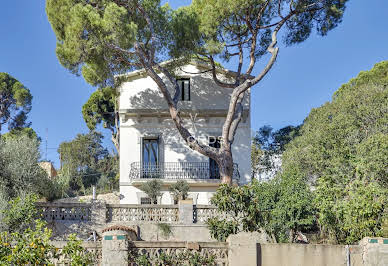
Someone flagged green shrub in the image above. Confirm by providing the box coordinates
[62,234,96,265]
[169,180,190,202]
[0,219,55,265]
[2,194,40,233]
[140,180,162,204]
[157,223,172,238]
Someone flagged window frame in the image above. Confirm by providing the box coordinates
[177,78,191,101]
[141,136,160,166]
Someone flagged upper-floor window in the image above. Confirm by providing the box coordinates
[142,137,159,165]
[177,79,190,101]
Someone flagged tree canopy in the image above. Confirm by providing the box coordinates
[251,125,300,179]
[280,60,388,243]
[0,73,32,134]
[57,131,117,195]
[82,86,119,154]
[46,0,349,183]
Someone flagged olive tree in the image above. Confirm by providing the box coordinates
[46,0,349,184]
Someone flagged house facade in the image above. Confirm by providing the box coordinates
[119,62,251,205]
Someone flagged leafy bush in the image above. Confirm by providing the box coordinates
[141,180,163,204]
[208,178,315,243]
[62,234,96,265]
[2,194,40,233]
[169,180,190,202]
[280,61,388,244]
[0,136,54,199]
[0,219,55,265]
[157,223,172,238]
[0,194,96,265]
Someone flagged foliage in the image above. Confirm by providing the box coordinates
[281,61,388,244]
[0,135,53,199]
[208,177,315,242]
[46,0,349,183]
[169,180,190,202]
[57,131,117,195]
[1,127,38,141]
[61,234,96,266]
[82,87,119,154]
[251,125,300,179]
[46,0,349,87]
[140,180,162,204]
[0,219,55,266]
[2,194,40,233]
[130,249,216,266]
[383,215,388,237]
[0,189,8,232]
[0,196,95,265]
[157,223,172,238]
[0,73,32,134]
[207,218,239,242]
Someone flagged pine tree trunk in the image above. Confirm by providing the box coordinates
[218,152,234,185]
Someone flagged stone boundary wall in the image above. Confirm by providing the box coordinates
[128,241,229,265]
[50,240,227,266]
[49,236,388,266]
[258,243,362,266]
[227,233,388,266]
[51,241,102,265]
[37,201,219,242]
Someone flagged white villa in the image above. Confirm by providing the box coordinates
[118,62,251,205]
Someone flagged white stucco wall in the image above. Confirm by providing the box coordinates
[119,63,251,204]
[119,64,250,111]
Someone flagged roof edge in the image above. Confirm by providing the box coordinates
[115,59,255,81]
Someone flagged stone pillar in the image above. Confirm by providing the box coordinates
[90,200,107,226]
[178,199,194,225]
[101,226,137,266]
[359,237,388,266]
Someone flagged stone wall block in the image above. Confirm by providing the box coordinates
[178,199,194,225]
[90,200,107,227]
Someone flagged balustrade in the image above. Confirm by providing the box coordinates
[106,204,179,223]
[194,205,227,224]
[128,241,229,266]
[129,162,240,180]
[36,202,91,221]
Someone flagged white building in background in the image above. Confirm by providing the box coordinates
[255,154,282,182]
[118,62,251,205]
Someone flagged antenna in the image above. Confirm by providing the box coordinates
[45,128,48,161]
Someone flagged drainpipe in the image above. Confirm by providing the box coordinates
[346,245,351,266]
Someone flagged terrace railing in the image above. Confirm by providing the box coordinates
[106,204,179,223]
[36,202,91,221]
[129,162,240,181]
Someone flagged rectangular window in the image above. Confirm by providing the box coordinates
[140,197,152,205]
[142,137,159,178]
[142,138,159,166]
[177,79,190,101]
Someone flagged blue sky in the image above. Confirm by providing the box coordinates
[0,1,387,167]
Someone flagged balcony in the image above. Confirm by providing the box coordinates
[129,162,239,185]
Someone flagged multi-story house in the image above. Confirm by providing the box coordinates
[118,61,251,205]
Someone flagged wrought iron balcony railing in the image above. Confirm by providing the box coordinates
[129,162,240,181]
